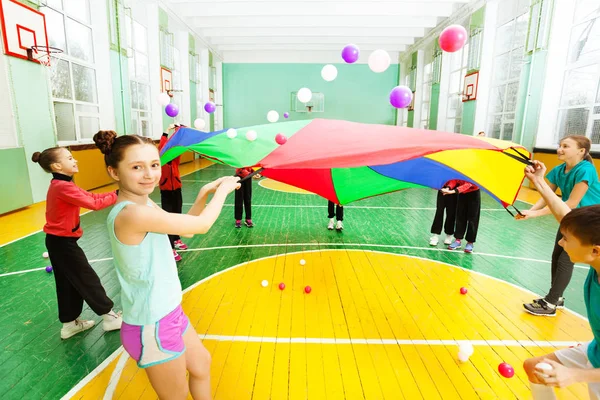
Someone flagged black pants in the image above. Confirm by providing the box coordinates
[545,228,575,304]
[328,201,344,221]
[430,191,458,235]
[45,234,114,323]
[453,190,481,243]
[234,179,252,220]
[161,189,182,248]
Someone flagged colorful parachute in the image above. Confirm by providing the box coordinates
[160,119,531,207]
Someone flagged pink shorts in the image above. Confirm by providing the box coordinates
[120,305,190,368]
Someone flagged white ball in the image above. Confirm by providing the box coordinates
[194,118,206,130]
[321,64,338,81]
[267,110,279,123]
[535,362,553,378]
[42,251,49,258]
[297,88,312,103]
[368,49,391,73]
[457,351,470,363]
[157,92,171,106]
[226,128,237,139]
[458,342,474,357]
[261,280,268,288]
[246,130,257,141]
[300,259,306,266]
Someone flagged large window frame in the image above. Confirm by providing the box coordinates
[125,14,152,137]
[486,10,530,141]
[555,0,600,147]
[445,42,469,133]
[42,0,100,144]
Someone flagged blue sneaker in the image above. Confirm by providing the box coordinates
[448,239,462,250]
[464,242,474,253]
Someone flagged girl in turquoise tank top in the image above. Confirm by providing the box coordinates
[518,135,600,317]
[93,130,240,399]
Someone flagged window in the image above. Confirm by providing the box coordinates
[42,0,99,143]
[555,0,600,146]
[190,53,205,125]
[159,29,174,69]
[125,16,151,137]
[445,40,470,133]
[420,61,433,129]
[486,10,529,141]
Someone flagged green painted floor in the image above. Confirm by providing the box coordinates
[0,165,589,399]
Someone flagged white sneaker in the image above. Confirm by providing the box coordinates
[429,235,439,246]
[336,220,343,230]
[327,218,335,230]
[444,234,453,245]
[102,311,123,332]
[61,319,95,340]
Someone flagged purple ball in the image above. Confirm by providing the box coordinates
[165,103,179,117]
[45,266,53,273]
[204,102,216,114]
[389,86,413,109]
[342,44,360,63]
[283,112,289,119]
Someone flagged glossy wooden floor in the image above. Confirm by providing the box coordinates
[0,162,592,399]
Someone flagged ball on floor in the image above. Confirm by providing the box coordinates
[498,362,514,378]
[279,282,285,290]
[42,251,49,258]
[261,280,268,287]
[299,259,306,266]
[45,266,53,273]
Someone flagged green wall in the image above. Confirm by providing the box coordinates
[429,83,440,130]
[110,52,131,134]
[222,63,400,128]
[0,147,33,214]
[8,57,55,203]
[515,51,547,149]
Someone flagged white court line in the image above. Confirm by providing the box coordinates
[197,334,580,348]
[1,242,589,278]
[102,351,129,400]
[60,347,124,400]
[60,249,589,399]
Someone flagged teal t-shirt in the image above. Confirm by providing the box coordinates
[585,268,600,368]
[546,160,600,207]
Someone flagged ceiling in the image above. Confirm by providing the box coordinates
[166,0,474,63]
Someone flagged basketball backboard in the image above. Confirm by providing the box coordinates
[161,67,172,93]
[462,72,479,102]
[0,0,49,62]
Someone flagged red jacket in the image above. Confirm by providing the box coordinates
[158,133,181,191]
[236,167,254,178]
[43,174,117,237]
[445,179,479,194]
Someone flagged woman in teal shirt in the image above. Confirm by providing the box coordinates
[520,135,600,316]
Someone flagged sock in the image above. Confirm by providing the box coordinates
[530,382,556,399]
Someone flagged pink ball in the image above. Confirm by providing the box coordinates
[275,133,287,145]
[439,25,468,53]
[278,282,285,290]
[498,362,515,378]
[460,287,468,295]
[304,286,312,294]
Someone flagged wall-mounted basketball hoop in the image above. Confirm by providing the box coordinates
[166,89,183,98]
[306,105,313,113]
[27,45,63,67]
[462,71,479,102]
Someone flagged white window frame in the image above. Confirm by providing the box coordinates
[43,0,100,145]
[126,15,152,137]
[445,42,469,133]
[420,61,433,129]
[486,10,530,141]
[555,1,600,148]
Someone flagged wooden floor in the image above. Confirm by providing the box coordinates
[0,162,593,399]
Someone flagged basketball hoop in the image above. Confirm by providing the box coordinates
[166,89,184,98]
[306,105,313,113]
[27,45,63,65]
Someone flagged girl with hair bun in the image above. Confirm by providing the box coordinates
[93,130,240,399]
[31,146,122,340]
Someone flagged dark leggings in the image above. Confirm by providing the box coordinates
[430,191,458,235]
[328,201,343,221]
[160,189,182,248]
[545,228,574,305]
